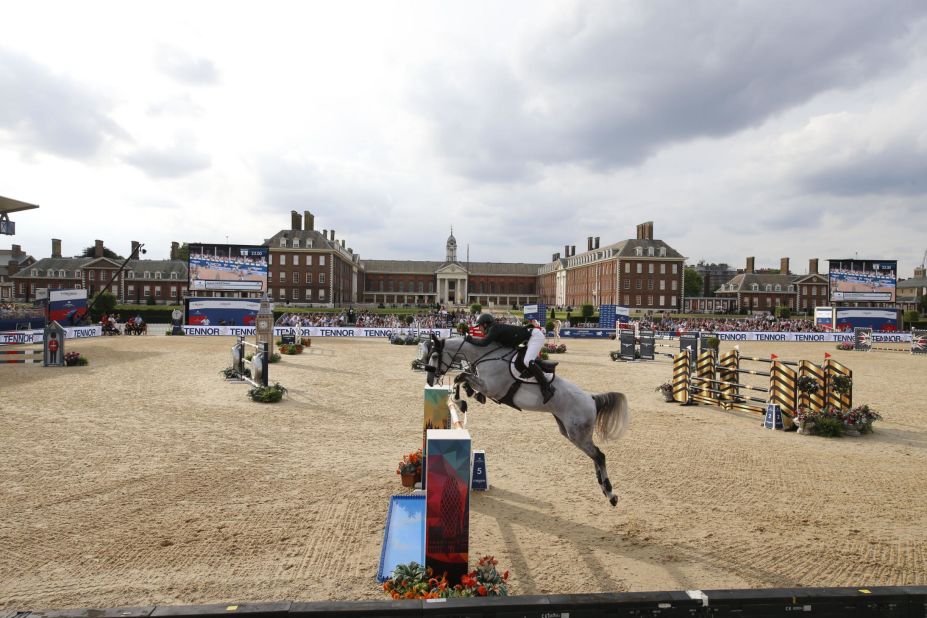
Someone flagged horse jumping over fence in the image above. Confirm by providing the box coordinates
[422,334,630,507]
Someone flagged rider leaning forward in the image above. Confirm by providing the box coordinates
[465,313,556,403]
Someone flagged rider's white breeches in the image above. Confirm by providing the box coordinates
[525,328,545,363]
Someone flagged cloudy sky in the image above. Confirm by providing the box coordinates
[3,1,927,276]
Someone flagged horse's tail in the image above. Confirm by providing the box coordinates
[591,392,629,441]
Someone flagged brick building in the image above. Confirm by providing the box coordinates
[263,211,362,306]
[537,222,686,310]
[0,244,35,301]
[714,257,828,314]
[10,239,187,304]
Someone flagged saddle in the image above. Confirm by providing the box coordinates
[512,345,558,379]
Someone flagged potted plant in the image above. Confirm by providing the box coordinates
[796,376,820,395]
[842,404,882,435]
[656,382,674,402]
[396,448,423,487]
[831,375,852,395]
[64,351,88,366]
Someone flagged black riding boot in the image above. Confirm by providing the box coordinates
[528,361,556,403]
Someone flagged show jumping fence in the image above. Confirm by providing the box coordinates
[671,347,852,427]
[0,330,43,365]
[234,337,269,388]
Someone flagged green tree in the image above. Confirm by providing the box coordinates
[81,245,122,260]
[684,267,704,298]
[581,304,595,318]
[775,305,791,319]
[919,296,927,315]
[903,309,920,327]
[90,291,117,319]
[470,303,482,315]
[176,243,190,261]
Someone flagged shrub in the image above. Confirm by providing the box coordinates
[470,303,482,315]
[813,416,845,437]
[278,343,304,355]
[219,366,239,379]
[383,557,509,599]
[581,304,595,318]
[705,336,720,351]
[248,382,288,403]
[836,341,854,350]
[64,351,88,366]
[246,351,281,363]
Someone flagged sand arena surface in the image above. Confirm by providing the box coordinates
[1,335,926,609]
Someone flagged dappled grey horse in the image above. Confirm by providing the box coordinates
[424,334,629,506]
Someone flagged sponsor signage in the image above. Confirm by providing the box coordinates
[0,326,101,345]
[559,328,614,338]
[714,331,912,343]
[182,326,453,337]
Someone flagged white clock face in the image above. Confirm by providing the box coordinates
[258,320,269,329]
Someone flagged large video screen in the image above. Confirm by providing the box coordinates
[189,244,268,292]
[829,259,896,302]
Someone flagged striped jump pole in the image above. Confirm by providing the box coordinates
[0,358,41,364]
[824,356,853,411]
[798,360,826,413]
[769,361,797,428]
[672,349,691,404]
[0,349,41,355]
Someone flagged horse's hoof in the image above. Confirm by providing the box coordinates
[609,496,618,507]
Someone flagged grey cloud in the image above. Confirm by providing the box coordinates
[412,0,927,181]
[0,47,127,159]
[799,145,927,197]
[123,138,211,178]
[258,157,396,234]
[155,45,219,85]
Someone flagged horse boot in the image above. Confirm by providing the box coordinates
[528,360,556,403]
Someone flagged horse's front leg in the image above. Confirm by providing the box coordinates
[455,372,490,404]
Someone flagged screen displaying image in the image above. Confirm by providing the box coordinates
[188,244,268,292]
[828,259,896,302]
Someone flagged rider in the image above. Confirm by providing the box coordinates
[465,313,556,403]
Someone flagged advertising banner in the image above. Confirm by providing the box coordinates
[0,325,101,345]
[715,331,911,343]
[47,289,88,324]
[182,326,453,337]
[188,244,268,292]
[185,297,262,326]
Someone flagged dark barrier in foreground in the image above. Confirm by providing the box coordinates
[14,586,927,618]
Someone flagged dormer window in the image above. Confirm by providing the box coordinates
[659,247,666,257]
[765,284,772,292]
[170,272,178,280]
[143,271,150,278]
[58,270,66,277]
[306,240,313,248]
[47,269,54,277]
[751,283,758,291]
[155,272,162,279]
[128,271,135,279]
[279,238,287,247]
[75,270,81,278]
[775,284,781,292]
[648,247,654,257]
[788,285,794,292]
[31,269,38,276]
[292,239,300,248]
[635,247,643,256]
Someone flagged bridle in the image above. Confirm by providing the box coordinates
[426,335,515,385]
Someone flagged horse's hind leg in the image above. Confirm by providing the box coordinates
[558,417,618,507]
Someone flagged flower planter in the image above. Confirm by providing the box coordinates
[400,472,416,488]
[662,392,674,402]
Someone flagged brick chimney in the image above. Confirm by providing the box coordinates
[636,224,644,240]
[330,229,336,241]
[51,238,62,258]
[171,242,180,260]
[643,221,654,240]
[552,252,560,261]
[594,237,600,249]
[11,244,22,256]
[341,239,345,248]
[780,257,790,275]
[587,236,593,251]
[703,272,711,297]
[94,240,104,258]
[746,256,755,273]
[570,245,576,257]
[564,245,570,258]
[304,210,314,231]
[131,241,141,258]
[809,258,819,274]
[290,210,302,230]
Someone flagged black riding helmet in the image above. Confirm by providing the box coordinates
[476,313,495,328]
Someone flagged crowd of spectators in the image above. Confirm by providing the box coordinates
[0,302,43,319]
[275,307,477,330]
[642,315,826,333]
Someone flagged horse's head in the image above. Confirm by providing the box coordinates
[425,333,465,386]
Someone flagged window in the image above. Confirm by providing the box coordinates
[170,272,177,280]
[279,288,286,299]
[144,288,150,297]
[623,279,630,289]
[293,239,300,249]
[418,281,424,293]
[660,264,666,274]
[625,263,630,273]
[659,295,665,306]
[635,295,641,305]
[765,284,772,292]
[306,273,312,284]
[319,255,326,266]
[648,264,654,274]
[58,270,65,277]
[671,295,676,306]
[127,271,134,279]
[279,238,287,247]
[636,280,642,289]
[320,289,326,299]
[647,295,653,305]
[635,247,642,256]
[291,288,300,300]
[787,284,793,292]
[319,273,325,284]
[75,270,81,278]
[659,247,666,257]
[292,273,299,283]
[624,294,630,305]
[280,255,286,266]
[156,287,162,297]
[647,247,654,257]
[766,296,772,307]
[155,272,162,279]
[279,272,286,281]
[672,280,678,290]
[171,288,178,297]
[293,255,300,266]
[143,271,150,278]
[128,285,134,293]
[660,280,666,290]
[752,283,759,291]
[101,271,108,281]
[775,284,781,292]
[672,264,678,274]
[648,279,654,290]
[636,263,642,274]
[89,271,95,280]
